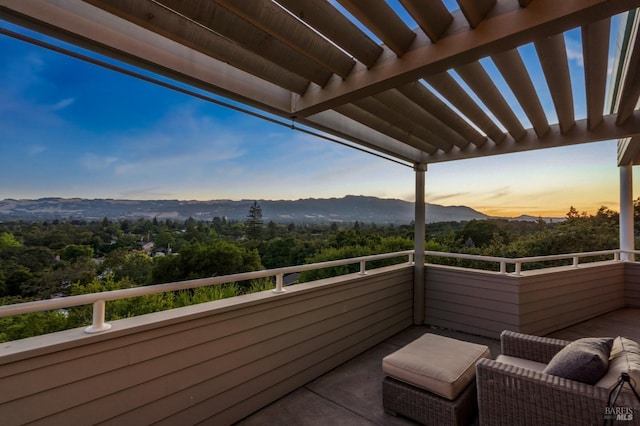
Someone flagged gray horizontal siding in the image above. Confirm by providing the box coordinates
[625,262,640,307]
[424,262,628,339]
[518,263,625,336]
[0,265,413,426]
[425,267,519,338]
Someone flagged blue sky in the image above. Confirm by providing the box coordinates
[0,5,634,217]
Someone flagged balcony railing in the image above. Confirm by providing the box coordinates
[426,249,636,274]
[0,248,637,335]
[0,250,415,334]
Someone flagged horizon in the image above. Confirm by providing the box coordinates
[0,195,592,220]
[1,4,637,218]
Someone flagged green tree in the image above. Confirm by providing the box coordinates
[245,201,263,243]
[151,241,263,284]
[454,220,508,249]
[103,248,154,285]
[0,310,68,343]
[60,244,94,263]
[0,232,20,249]
[260,236,311,269]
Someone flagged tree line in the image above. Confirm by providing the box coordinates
[0,201,637,342]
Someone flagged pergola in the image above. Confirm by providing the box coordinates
[1,0,640,318]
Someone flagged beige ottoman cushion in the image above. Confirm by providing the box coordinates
[382,333,490,400]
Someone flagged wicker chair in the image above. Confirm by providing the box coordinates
[476,331,640,426]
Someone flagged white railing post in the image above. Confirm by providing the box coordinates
[408,253,414,264]
[84,300,111,334]
[514,261,522,276]
[620,165,634,261]
[359,260,367,275]
[273,273,285,293]
[499,261,506,274]
[572,256,579,268]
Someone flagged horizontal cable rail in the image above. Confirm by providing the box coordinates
[1,248,636,334]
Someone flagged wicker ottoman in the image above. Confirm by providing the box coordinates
[382,333,491,426]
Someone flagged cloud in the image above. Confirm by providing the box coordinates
[429,192,472,203]
[118,188,176,199]
[485,186,511,200]
[49,97,76,111]
[27,145,46,156]
[565,36,584,67]
[80,153,118,170]
[111,133,246,177]
[106,105,248,177]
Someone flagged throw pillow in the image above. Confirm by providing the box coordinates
[543,337,614,385]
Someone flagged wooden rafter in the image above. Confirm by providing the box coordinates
[334,104,440,155]
[457,0,496,29]
[425,72,507,144]
[491,48,550,138]
[336,0,416,56]
[292,0,639,117]
[616,24,640,126]
[582,18,611,130]
[534,34,575,134]
[455,60,527,142]
[398,82,487,147]
[398,0,453,43]
[155,0,334,87]
[84,0,313,92]
[275,0,383,68]
[373,90,469,150]
[212,0,355,79]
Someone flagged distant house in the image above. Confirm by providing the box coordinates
[141,242,155,255]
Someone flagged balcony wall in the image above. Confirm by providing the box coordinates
[624,261,640,307]
[0,265,413,426]
[425,261,629,338]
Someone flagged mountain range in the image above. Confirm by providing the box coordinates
[0,196,559,224]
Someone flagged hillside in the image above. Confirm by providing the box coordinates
[0,196,489,224]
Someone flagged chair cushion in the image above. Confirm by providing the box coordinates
[382,333,490,400]
[595,336,640,394]
[495,354,547,373]
[543,337,614,385]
